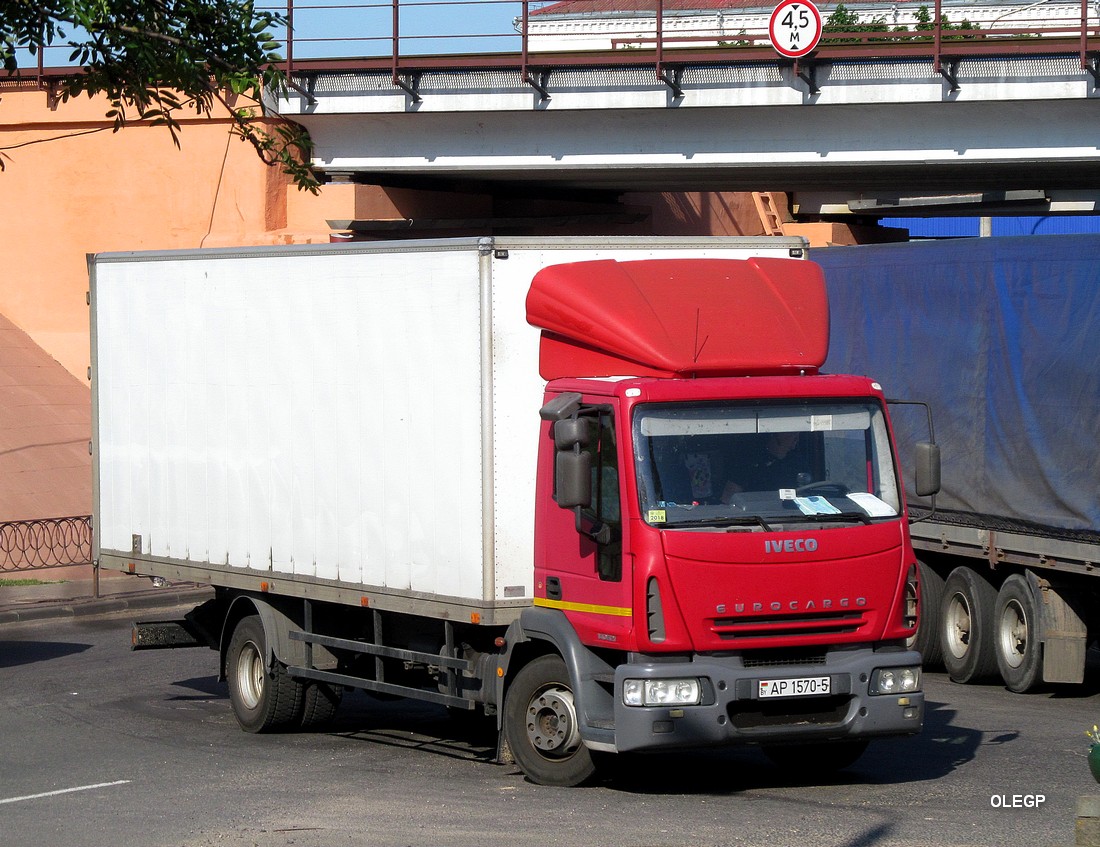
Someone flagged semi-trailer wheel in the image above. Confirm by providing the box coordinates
[909,560,945,668]
[994,574,1043,693]
[503,654,597,787]
[226,615,304,732]
[941,567,999,683]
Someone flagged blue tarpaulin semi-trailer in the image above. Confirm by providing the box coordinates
[819,233,1100,537]
[817,234,1100,691]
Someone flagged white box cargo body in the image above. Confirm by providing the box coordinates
[92,236,807,622]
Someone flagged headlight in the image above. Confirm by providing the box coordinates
[870,666,921,695]
[623,678,702,707]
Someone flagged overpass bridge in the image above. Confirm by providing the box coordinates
[270,0,1100,220]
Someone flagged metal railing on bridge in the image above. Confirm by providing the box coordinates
[274,0,1100,100]
[13,0,1100,94]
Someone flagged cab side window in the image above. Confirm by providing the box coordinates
[582,411,622,582]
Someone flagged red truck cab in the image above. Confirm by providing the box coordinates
[503,256,934,785]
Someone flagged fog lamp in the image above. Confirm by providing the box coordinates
[869,666,921,695]
[623,678,701,707]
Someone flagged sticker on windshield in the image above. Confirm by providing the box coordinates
[647,509,667,523]
[794,496,842,515]
[848,492,898,517]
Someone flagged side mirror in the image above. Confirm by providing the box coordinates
[914,441,941,498]
[551,414,613,545]
[553,417,594,508]
[554,417,593,451]
[555,450,592,508]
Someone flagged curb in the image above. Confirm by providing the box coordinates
[0,585,215,625]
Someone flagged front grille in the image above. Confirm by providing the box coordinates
[742,648,828,669]
[713,610,864,641]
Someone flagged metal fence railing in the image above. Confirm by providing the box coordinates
[276,0,1100,100]
[10,0,1100,90]
[0,516,93,573]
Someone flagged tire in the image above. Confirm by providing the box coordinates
[910,560,945,669]
[763,740,869,775]
[226,615,304,733]
[299,682,343,730]
[994,574,1043,693]
[504,654,597,787]
[941,567,1000,683]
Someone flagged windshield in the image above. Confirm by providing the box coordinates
[632,400,901,530]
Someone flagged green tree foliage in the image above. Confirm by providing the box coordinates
[823,4,976,43]
[0,0,318,191]
[913,4,977,35]
[823,3,889,40]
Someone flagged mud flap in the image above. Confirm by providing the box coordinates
[1030,571,1088,684]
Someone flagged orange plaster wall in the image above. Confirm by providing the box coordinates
[0,86,332,382]
[627,191,767,237]
[0,85,892,385]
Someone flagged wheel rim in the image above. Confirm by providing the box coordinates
[236,639,265,710]
[945,591,973,659]
[524,685,581,760]
[998,598,1028,669]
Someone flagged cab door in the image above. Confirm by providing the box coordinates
[533,398,634,647]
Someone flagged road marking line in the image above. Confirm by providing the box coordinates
[0,780,131,805]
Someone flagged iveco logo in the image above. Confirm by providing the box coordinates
[765,538,818,553]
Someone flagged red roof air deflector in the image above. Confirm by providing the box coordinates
[525,257,829,380]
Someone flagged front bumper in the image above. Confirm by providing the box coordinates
[608,645,923,754]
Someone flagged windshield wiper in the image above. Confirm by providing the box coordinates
[665,515,776,532]
[796,511,873,525]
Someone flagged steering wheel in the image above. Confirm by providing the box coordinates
[796,481,850,497]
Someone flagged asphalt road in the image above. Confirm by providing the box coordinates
[1,607,1097,847]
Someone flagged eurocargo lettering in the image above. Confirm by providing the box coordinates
[92,236,939,786]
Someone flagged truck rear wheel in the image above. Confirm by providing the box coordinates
[227,615,304,732]
[299,682,343,729]
[504,654,597,787]
[941,567,999,683]
[994,574,1042,693]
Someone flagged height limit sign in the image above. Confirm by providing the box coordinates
[769,0,822,58]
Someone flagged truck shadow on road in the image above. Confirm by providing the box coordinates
[308,690,988,791]
[598,697,989,795]
[167,675,231,700]
[0,639,91,669]
[158,675,1021,793]
[325,691,500,765]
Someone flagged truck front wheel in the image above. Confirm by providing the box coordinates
[910,560,945,668]
[227,615,304,732]
[504,654,597,787]
[941,567,999,683]
[994,574,1042,693]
